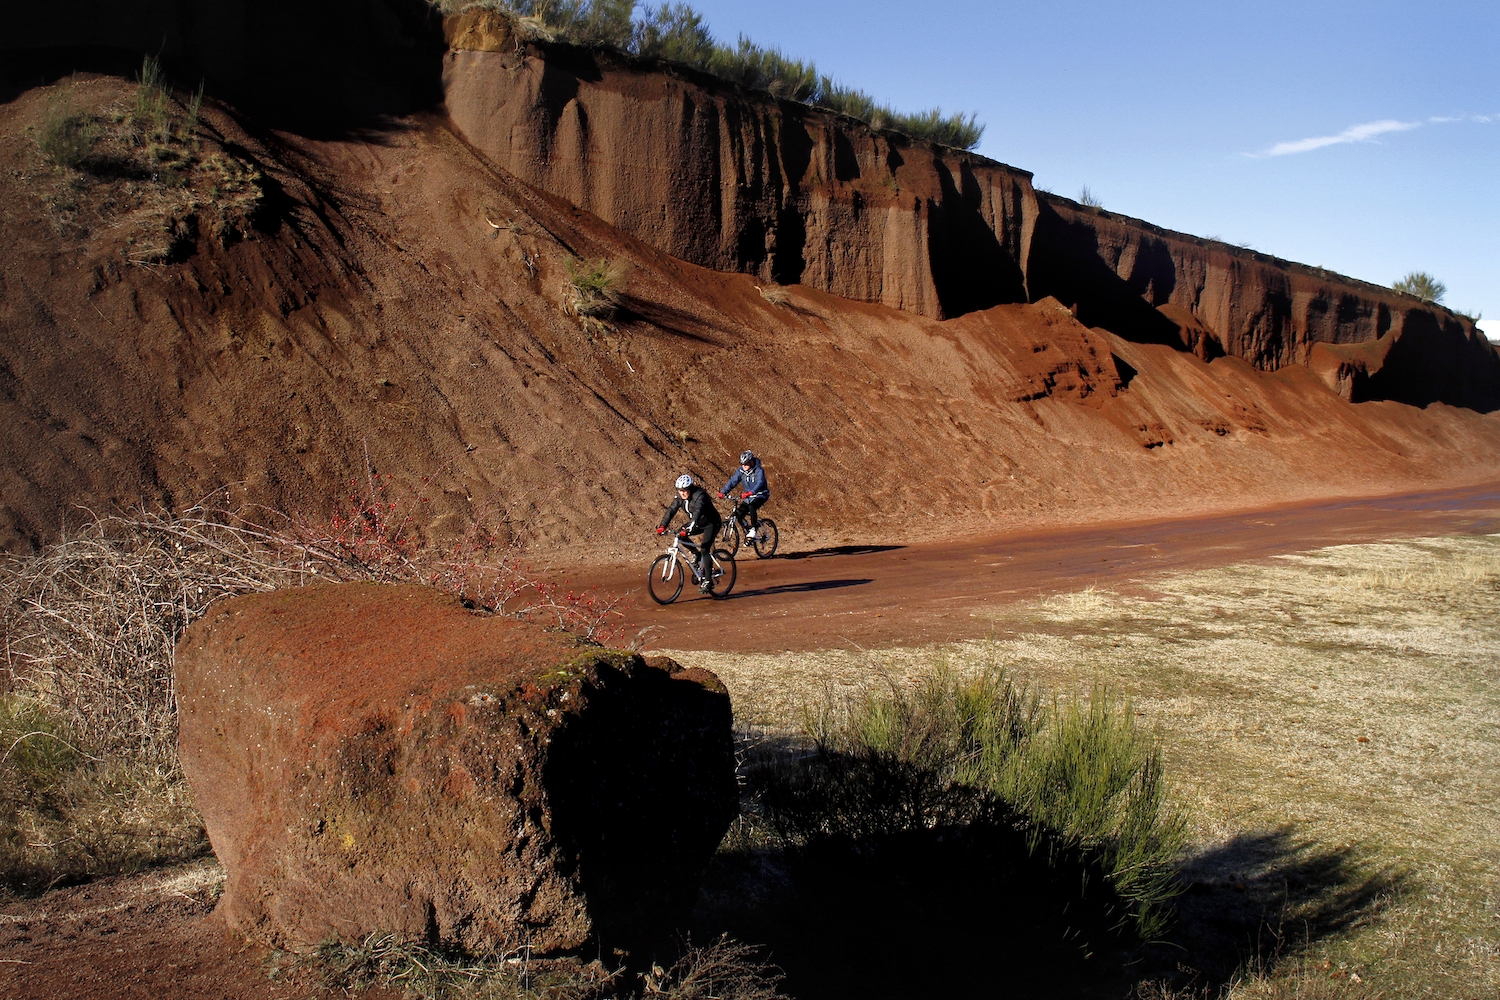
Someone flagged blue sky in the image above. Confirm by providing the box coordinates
[675,1,1499,339]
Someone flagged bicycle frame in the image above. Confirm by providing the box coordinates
[661,534,710,581]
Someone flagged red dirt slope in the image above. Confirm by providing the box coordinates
[1,76,1498,556]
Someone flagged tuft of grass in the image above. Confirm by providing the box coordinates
[1078,185,1103,208]
[132,55,173,140]
[184,80,205,136]
[35,95,98,169]
[0,696,81,791]
[756,284,790,306]
[565,256,625,319]
[1391,270,1445,304]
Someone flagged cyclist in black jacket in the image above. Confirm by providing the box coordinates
[656,473,723,592]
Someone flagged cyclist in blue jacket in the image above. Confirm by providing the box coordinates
[719,450,770,540]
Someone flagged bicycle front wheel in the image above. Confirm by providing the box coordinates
[751,518,779,559]
[647,554,683,604]
[709,549,737,598]
[720,518,741,556]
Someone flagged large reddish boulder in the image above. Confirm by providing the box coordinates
[175,583,736,955]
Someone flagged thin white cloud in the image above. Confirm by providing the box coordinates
[1249,113,1497,158]
[1259,119,1422,157]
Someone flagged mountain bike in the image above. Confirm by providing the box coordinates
[647,532,737,604]
[717,498,779,559]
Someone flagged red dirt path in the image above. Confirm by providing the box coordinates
[603,481,1500,653]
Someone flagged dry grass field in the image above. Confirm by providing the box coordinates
[667,533,1500,998]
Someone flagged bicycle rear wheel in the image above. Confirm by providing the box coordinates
[751,518,779,559]
[647,554,683,604]
[709,549,737,597]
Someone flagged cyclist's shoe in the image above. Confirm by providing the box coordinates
[698,579,713,594]
[746,529,756,539]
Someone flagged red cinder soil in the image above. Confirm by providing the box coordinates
[1,77,1498,560]
[0,861,399,1000]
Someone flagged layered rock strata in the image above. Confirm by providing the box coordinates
[175,583,737,954]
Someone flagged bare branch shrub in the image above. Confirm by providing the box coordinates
[0,476,631,892]
[643,934,785,1000]
[1,504,310,763]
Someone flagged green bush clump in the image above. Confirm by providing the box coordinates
[791,665,1188,939]
[438,1,985,149]
[35,100,98,169]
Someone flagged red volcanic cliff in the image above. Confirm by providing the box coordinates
[441,12,1035,321]
[440,11,1498,410]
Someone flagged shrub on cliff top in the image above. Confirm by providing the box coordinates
[437,1,986,150]
[1392,271,1446,304]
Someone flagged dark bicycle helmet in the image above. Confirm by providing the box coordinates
[739,450,756,465]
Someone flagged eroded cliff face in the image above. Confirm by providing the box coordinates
[439,11,1498,410]
[1028,197,1499,406]
[441,13,1035,321]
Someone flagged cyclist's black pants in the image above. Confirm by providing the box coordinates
[682,529,717,581]
[732,496,767,530]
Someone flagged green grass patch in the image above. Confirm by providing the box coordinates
[35,95,98,169]
[795,665,1187,939]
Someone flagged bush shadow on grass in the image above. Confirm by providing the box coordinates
[1146,828,1406,992]
[689,736,1145,999]
[688,739,1405,1000]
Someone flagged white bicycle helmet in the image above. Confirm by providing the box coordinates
[674,473,694,489]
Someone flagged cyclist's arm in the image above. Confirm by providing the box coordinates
[720,469,743,495]
[658,498,684,531]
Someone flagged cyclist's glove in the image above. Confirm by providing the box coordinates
[717,491,726,498]
[741,492,752,499]
[656,526,666,535]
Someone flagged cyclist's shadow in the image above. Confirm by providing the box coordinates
[720,579,872,601]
